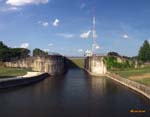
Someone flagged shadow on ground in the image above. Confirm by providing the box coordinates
[65,57,85,69]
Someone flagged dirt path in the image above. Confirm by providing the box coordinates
[129,73,150,80]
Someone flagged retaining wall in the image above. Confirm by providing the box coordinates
[5,55,66,75]
[0,73,49,89]
[106,72,150,99]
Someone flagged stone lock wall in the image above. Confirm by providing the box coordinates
[5,55,66,75]
[85,56,107,76]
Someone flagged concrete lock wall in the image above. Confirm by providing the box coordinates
[5,55,66,75]
[85,56,107,76]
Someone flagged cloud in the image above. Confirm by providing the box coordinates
[6,0,49,6]
[0,6,20,12]
[48,43,53,47]
[38,21,49,27]
[78,49,83,52]
[52,19,59,27]
[42,22,49,27]
[96,45,100,49]
[123,34,129,39]
[80,30,91,39]
[20,43,29,48]
[80,3,86,9]
[57,33,74,39]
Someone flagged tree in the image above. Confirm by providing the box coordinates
[104,56,117,69]
[0,41,8,49]
[0,48,11,61]
[33,48,48,57]
[11,48,30,59]
[138,40,150,62]
[0,41,30,61]
[0,41,10,61]
[108,52,120,57]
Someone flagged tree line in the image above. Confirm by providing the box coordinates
[107,40,150,62]
[138,40,150,62]
[104,40,150,70]
[0,40,149,63]
[0,41,48,62]
[0,41,30,61]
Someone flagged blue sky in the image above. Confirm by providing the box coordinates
[0,0,150,56]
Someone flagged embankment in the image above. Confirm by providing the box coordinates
[66,57,85,69]
[0,73,49,89]
[106,72,150,99]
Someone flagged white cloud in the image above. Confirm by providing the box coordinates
[52,19,59,27]
[78,49,83,52]
[80,30,91,39]
[80,3,86,9]
[42,22,49,27]
[96,45,100,49]
[6,0,49,6]
[57,33,74,39]
[38,21,49,27]
[20,43,29,48]
[48,43,53,47]
[0,6,20,12]
[10,7,18,10]
[123,34,129,39]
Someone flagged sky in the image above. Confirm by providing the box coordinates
[0,0,150,56]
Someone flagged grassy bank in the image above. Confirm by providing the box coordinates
[69,58,84,69]
[111,67,150,86]
[0,67,27,78]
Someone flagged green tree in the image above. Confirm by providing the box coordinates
[108,52,120,57]
[33,48,48,57]
[11,48,30,59]
[0,41,10,61]
[104,56,117,69]
[138,40,150,62]
[0,41,8,49]
[0,41,30,61]
[0,48,11,61]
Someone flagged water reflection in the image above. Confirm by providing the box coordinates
[90,76,106,97]
[0,69,150,117]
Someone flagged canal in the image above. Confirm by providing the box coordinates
[0,69,150,117]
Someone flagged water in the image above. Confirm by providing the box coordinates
[0,69,150,117]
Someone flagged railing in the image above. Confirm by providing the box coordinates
[107,72,150,99]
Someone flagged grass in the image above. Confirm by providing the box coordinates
[135,78,150,86]
[111,67,150,86]
[111,67,150,78]
[69,58,85,69]
[0,67,28,78]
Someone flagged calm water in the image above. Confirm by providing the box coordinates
[0,69,150,117]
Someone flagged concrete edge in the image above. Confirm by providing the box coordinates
[0,73,50,89]
[106,74,150,100]
[85,69,150,100]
